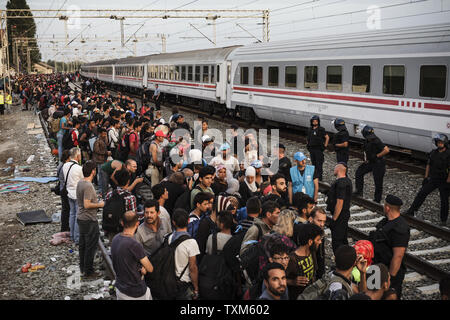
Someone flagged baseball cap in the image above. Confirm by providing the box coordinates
[155,130,165,137]
[251,160,263,169]
[294,152,307,161]
[219,142,231,151]
[202,135,213,143]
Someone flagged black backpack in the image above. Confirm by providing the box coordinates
[173,185,202,212]
[136,139,153,175]
[62,129,75,150]
[147,234,191,300]
[102,190,126,233]
[198,232,234,300]
[117,132,136,162]
[239,224,264,284]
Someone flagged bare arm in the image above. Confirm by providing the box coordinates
[83,199,104,209]
[324,134,329,148]
[140,256,154,274]
[188,256,199,293]
[333,199,344,221]
[377,146,390,158]
[313,178,319,202]
[389,247,406,277]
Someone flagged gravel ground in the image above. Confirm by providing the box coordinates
[0,105,112,300]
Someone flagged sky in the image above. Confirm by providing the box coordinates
[2,0,450,63]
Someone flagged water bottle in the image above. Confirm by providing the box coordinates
[302,186,306,194]
[52,211,61,223]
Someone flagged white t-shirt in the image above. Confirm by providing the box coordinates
[159,206,172,231]
[63,160,83,200]
[209,155,240,174]
[168,234,200,283]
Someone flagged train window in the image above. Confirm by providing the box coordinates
[175,66,180,80]
[241,67,249,85]
[254,66,263,86]
[165,65,169,80]
[285,66,297,88]
[352,66,371,93]
[181,66,186,81]
[203,66,209,83]
[327,66,342,91]
[420,65,446,98]
[217,65,220,82]
[304,66,318,89]
[383,65,405,95]
[268,67,279,87]
[211,65,215,83]
[195,66,201,82]
[188,66,193,81]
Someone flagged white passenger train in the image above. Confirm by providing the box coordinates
[81,24,450,155]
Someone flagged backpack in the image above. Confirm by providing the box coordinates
[102,190,126,233]
[62,128,75,150]
[136,139,153,175]
[49,117,60,134]
[147,234,191,300]
[198,232,235,300]
[173,185,202,212]
[297,272,353,300]
[239,224,264,284]
[117,132,136,162]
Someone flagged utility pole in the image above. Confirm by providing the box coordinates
[263,9,270,42]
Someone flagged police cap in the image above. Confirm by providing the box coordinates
[385,195,403,206]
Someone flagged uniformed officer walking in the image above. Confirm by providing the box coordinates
[369,195,410,299]
[353,125,390,203]
[306,115,329,181]
[405,134,450,226]
[326,163,352,254]
[332,118,350,164]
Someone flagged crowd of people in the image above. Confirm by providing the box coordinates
[5,72,449,301]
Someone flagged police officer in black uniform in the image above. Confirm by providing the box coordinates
[307,115,329,181]
[369,195,410,299]
[405,134,450,226]
[332,118,350,164]
[354,125,390,203]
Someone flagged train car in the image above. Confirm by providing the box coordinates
[227,24,450,154]
[145,46,240,112]
[113,55,153,92]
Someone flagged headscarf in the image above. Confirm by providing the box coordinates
[226,178,240,195]
[245,166,257,193]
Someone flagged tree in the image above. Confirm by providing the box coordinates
[6,0,41,72]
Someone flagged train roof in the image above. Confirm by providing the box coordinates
[114,54,155,66]
[82,58,119,67]
[229,23,450,62]
[146,45,241,64]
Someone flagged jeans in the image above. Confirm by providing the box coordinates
[68,198,80,244]
[77,219,100,275]
[57,132,64,162]
[98,164,108,197]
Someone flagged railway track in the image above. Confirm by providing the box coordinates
[72,81,448,298]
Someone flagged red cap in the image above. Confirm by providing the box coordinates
[155,130,165,137]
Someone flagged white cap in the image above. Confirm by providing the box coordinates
[189,149,202,163]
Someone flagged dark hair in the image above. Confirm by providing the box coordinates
[269,242,290,258]
[374,263,390,288]
[97,127,106,134]
[439,276,450,297]
[270,173,285,186]
[194,192,211,208]
[246,196,261,215]
[172,208,189,229]
[262,262,285,281]
[217,211,234,230]
[260,200,280,218]
[293,192,315,211]
[295,223,323,246]
[82,160,97,178]
[144,199,159,212]
[151,184,166,200]
[121,210,138,229]
[61,149,71,163]
[114,168,130,187]
[335,245,357,271]
[199,165,215,179]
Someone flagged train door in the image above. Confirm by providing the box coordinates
[142,65,147,88]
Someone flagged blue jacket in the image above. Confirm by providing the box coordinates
[290,165,316,198]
